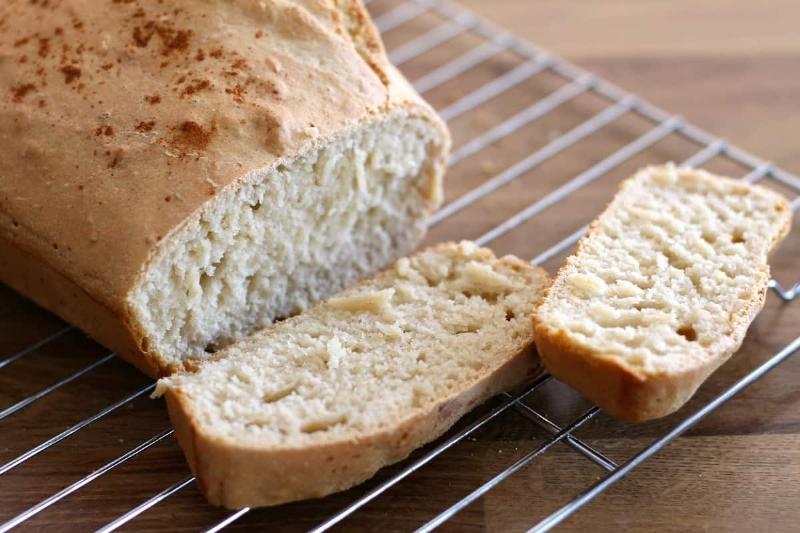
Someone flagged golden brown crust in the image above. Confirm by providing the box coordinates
[0,0,448,375]
[166,341,542,508]
[532,168,793,422]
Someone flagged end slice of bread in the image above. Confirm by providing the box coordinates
[533,164,792,422]
[156,241,550,508]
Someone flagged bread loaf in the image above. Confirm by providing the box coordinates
[0,0,449,376]
[533,165,792,421]
[155,241,550,508]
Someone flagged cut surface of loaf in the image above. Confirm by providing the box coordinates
[157,241,550,508]
[0,0,449,377]
[129,110,444,370]
[533,165,792,422]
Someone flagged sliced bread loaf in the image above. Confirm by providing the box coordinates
[156,241,550,508]
[0,0,449,377]
[533,165,792,422]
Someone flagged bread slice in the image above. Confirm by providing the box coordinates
[0,0,449,377]
[155,241,550,508]
[533,165,792,422]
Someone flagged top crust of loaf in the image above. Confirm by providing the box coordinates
[533,164,792,422]
[0,0,447,314]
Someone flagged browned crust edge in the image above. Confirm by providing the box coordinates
[166,339,542,509]
[532,168,794,422]
[0,235,164,377]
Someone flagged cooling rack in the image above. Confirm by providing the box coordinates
[1,0,799,531]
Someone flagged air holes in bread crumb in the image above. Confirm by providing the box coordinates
[676,325,698,342]
[204,342,220,354]
[505,308,515,321]
[200,271,212,290]
[732,228,745,244]
[481,292,499,304]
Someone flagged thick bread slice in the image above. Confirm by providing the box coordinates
[0,1,449,377]
[533,165,792,422]
[156,242,550,508]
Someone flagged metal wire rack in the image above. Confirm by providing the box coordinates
[1,0,799,531]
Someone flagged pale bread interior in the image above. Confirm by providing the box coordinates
[537,164,791,376]
[129,110,445,366]
[156,242,549,447]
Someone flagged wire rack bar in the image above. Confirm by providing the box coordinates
[0,428,174,533]
[0,383,155,476]
[0,325,74,370]
[531,225,587,267]
[431,96,635,227]
[508,398,618,472]
[681,139,727,168]
[205,509,251,533]
[374,0,435,33]
[0,352,116,421]
[416,406,601,532]
[389,15,476,66]
[530,334,800,532]
[475,116,681,246]
[412,36,511,93]
[769,280,800,302]
[96,475,196,533]
[742,162,773,184]
[438,59,550,122]
[448,75,593,166]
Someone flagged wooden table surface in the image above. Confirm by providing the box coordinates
[461,0,800,174]
[1,1,798,532]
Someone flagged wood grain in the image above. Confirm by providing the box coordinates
[0,1,798,532]
[459,0,800,177]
